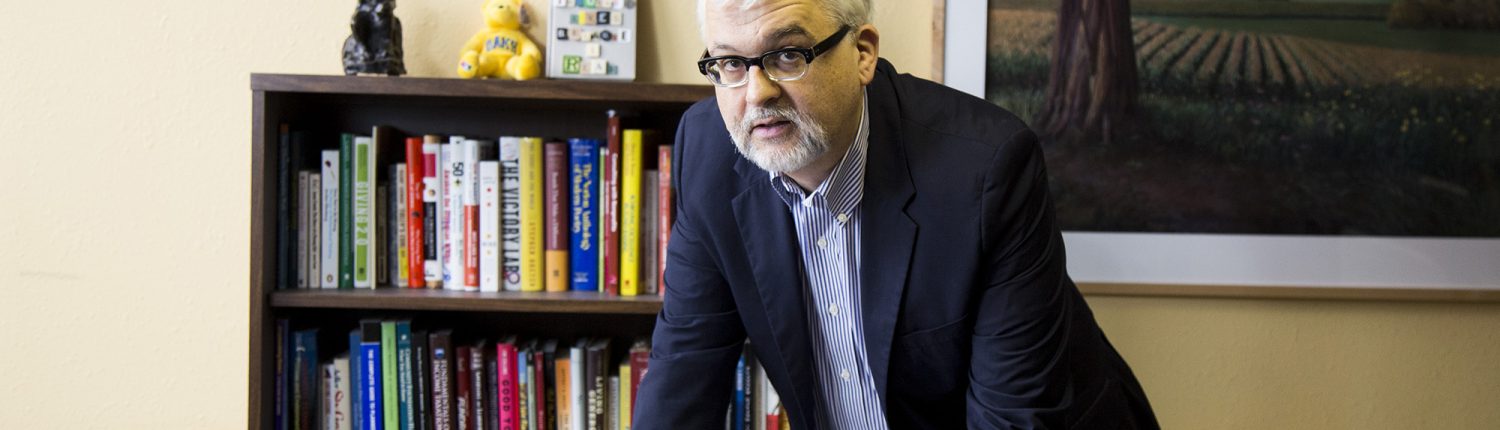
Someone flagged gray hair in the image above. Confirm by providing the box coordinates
[697,0,872,38]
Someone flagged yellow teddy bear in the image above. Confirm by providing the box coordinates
[457,0,542,80]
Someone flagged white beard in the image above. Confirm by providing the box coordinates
[729,103,829,174]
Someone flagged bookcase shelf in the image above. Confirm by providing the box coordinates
[248,74,711,430]
[270,289,663,315]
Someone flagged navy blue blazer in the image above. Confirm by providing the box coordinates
[633,59,1158,429]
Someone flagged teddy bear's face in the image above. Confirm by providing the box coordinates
[484,0,523,29]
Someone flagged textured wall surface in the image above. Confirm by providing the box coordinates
[1,0,1496,429]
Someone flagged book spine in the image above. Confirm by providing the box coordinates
[517,347,530,430]
[395,163,409,288]
[473,345,490,430]
[431,331,455,430]
[619,130,643,296]
[341,134,356,288]
[278,125,294,290]
[496,343,519,430]
[733,355,745,430]
[584,343,603,430]
[297,172,310,289]
[381,321,400,430]
[355,135,376,288]
[541,343,558,430]
[555,357,571,430]
[397,321,415,430]
[602,111,622,296]
[361,321,386,430]
[543,141,570,292]
[439,143,454,289]
[275,320,289,430]
[378,182,389,286]
[518,137,544,292]
[322,150,340,288]
[657,145,674,295]
[445,138,468,290]
[533,350,547,430]
[350,330,364,430]
[607,376,618,430]
[479,161,501,293]
[335,355,352,430]
[617,362,631,430]
[294,329,319,430]
[499,138,522,292]
[569,345,585,430]
[406,138,427,288]
[456,346,473,430]
[324,362,336,430]
[463,140,482,291]
[310,173,323,289]
[627,342,648,424]
[413,332,432,430]
[422,137,442,286]
[569,139,600,292]
[641,173,659,296]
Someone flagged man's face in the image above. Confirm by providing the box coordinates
[701,0,865,175]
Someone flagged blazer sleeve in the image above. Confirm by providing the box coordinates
[630,114,747,430]
[966,128,1078,428]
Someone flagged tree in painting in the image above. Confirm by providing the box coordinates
[1035,0,1138,143]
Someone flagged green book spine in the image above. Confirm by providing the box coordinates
[382,321,399,430]
[396,320,414,430]
[340,133,356,289]
[354,135,375,288]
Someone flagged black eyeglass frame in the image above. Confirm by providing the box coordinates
[696,25,852,87]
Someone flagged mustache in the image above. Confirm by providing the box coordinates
[739,104,803,131]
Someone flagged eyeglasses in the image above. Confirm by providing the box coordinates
[697,25,851,88]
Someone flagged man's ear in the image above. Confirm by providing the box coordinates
[854,24,880,85]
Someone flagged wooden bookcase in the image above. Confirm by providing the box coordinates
[247,74,713,429]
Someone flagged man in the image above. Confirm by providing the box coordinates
[633,0,1158,428]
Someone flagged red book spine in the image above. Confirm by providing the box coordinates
[495,342,520,430]
[628,346,649,422]
[405,138,426,288]
[657,145,673,295]
[602,112,622,295]
[543,141,570,292]
[532,350,546,429]
[455,346,473,430]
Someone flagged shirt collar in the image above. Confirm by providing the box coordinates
[770,91,869,214]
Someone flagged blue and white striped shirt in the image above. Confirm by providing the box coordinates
[769,94,887,429]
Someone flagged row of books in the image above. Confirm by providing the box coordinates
[275,110,674,296]
[276,319,650,430]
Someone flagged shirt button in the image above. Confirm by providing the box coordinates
[840,369,851,381]
[816,238,827,248]
[836,213,849,223]
[828,304,838,316]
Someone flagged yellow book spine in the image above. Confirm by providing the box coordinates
[620,130,642,296]
[519,137,545,292]
[545,251,568,292]
[619,362,633,430]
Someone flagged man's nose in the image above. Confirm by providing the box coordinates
[743,66,782,107]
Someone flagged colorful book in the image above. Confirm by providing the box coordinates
[499,137,523,292]
[656,145,674,295]
[555,354,572,430]
[292,329,318,430]
[479,161,501,293]
[544,140,570,292]
[455,345,473,430]
[496,338,520,430]
[461,139,482,291]
[396,321,415,430]
[354,134,378,288]
[406,137,427,288]
[340,134,356,288]
[617,360,631,430]
[430,331,456,430]
[441,141,458,290]
[602,111,623,296]
[393,163,409,287]
[422,136,443,286]
[569,139,600,292]
[360,321,386,430]
[349,329,364,430]
[331,355,352,430]
[619,130,644,296]
[382,321,400,430]
[518,137,545,292]
[323,149,341,288]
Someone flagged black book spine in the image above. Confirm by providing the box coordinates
[277,125,293,290]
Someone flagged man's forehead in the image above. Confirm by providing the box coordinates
[703,3,827,54]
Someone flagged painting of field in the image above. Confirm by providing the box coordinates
[986,0,1500,236]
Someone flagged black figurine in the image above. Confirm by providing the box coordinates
[342,0,406,76]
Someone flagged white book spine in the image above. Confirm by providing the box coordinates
[444,139,467,290]
[309,174,322,289]
[461,139,482,291]
[570,346,586,430]
[334,355,351,430]
[323,362,336,430]
[393,163,408,287]
[500,137,523,292]
[297,171,310,288]
[423,142,443,285]
[607,376,619,430]
[479,161,502,293]
[354,136,375,288]
[321,150,340,288]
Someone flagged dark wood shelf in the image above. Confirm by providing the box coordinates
[251,74,714,105]
[270,289,663,315]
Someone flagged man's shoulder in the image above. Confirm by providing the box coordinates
[885,68,1031,149]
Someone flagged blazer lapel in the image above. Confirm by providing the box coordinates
[860,60,917,410]
[731,164,818,428]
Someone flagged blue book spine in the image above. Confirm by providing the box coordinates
[293,329,319,430]
[396,321,414,430]
[569,138,601,292]
[275,320,289,430]
[350,330,364,430]
[361,321,386,430]
[733,354,746,430]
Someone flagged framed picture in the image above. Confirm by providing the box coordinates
[941,0,1500,295]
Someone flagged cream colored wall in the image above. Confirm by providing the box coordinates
[0,0,1494,428]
